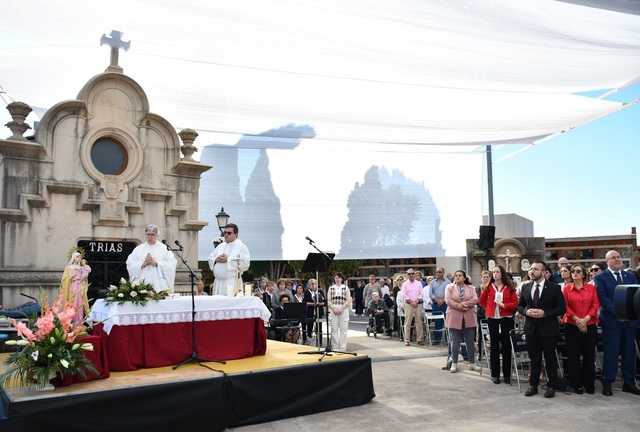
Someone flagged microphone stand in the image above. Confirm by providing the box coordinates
[165,242,226,370]
[298,239,357,361]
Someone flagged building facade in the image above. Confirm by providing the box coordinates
[0,50,210,307]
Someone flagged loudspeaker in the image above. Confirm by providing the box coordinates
[478,225,495,250]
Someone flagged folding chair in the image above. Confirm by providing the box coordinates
[556,326,566,378]
[479,319,491,375]
[423,311,447,347]
[510,329,563,392]
[510,329,531,392]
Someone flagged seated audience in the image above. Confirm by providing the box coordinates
[367,292,391,335]
[268,294,300,344]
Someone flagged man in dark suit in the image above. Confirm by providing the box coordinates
[302,278,325,346]
[594,249,640,396]
[517,260,566,398]
[551,257,570,283]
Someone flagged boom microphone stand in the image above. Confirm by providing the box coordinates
[163,240,226,370]
[298,237,357,361]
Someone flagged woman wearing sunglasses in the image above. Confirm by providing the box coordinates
[587,262,606,284]
[562,263,600,394]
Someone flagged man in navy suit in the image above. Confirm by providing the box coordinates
[551,257,570,283]
[517,260,566,398]
[594,249,640,396]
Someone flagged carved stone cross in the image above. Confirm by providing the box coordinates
[100,30,131,72]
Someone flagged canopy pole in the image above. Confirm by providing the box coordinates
[486,144,494,226]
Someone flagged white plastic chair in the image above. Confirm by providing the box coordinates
[423,311,447,347]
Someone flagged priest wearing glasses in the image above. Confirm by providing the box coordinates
[208,223,250,296]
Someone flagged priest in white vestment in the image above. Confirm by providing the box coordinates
[126,224,178,293]
[208,223,250,296]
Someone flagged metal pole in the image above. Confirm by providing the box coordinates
[485,145,494,269]
[486,145,494,226]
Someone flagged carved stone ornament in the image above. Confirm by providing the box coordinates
[5,101,33,140]
[178,128,199,161]
[105,176,121,198]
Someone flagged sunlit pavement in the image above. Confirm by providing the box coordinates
[231,313,640,431]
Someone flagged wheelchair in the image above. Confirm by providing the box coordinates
[366,311,391,338]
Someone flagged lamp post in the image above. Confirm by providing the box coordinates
[215,207,230,236]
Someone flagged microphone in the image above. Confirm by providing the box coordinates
[161,239,171,251]
[175,240,184,251]
[305,236,315,244]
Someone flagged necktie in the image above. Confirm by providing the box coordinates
[533,284,540,306]
[614,272,623,285]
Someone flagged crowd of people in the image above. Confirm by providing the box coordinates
[77,227,640,399]
[348,252,640,399]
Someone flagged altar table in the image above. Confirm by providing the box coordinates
[88,296,271,371]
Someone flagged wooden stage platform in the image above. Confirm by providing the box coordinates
[0,340,375,432]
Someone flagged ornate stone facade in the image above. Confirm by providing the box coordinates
[0,66,211,306]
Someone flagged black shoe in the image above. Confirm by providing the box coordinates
[574,387,584,394]
[586,388,595,394]
[503,377,511,384]
[622,383,640,395]
[492,377,500,384]
[602,384,613,396]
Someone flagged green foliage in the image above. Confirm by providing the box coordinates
[0,289,97,390]
[99,278,169,306]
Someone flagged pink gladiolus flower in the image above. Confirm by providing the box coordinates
[12,320,36,341]
[34,312,56,340]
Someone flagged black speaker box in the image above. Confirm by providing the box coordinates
[478,225,495,249]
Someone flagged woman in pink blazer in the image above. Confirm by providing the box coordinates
[445,270,478,373]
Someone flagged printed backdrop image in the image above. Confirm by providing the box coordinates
[198,128,483,261]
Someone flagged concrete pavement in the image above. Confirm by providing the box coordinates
[230,314,640,431]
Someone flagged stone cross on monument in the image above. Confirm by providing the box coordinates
[100,30,131,73]
[497,248,520,274]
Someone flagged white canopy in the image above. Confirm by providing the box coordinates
[1,0,639,260]
[1,0,639,146]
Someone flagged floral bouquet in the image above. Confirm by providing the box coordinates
[212,236,224,247]
[0,290,97,390]
[100,278,169,306]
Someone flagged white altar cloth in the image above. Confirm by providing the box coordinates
[88,295,271,334]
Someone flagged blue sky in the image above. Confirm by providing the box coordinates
[485,82,640,240]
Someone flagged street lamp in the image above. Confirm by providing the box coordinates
[215,207,230,236]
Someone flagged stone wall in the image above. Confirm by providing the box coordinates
[0,69,211,306]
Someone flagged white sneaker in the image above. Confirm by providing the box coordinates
[450,363,458,373]
[468,363,479,371]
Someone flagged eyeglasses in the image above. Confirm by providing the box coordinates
[571,269,582,274]
[223,231,234,235]
[407,273,415,275]
[589,268,600,272]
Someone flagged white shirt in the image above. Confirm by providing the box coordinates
[208,239,250,296]
[126,241,178,292]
